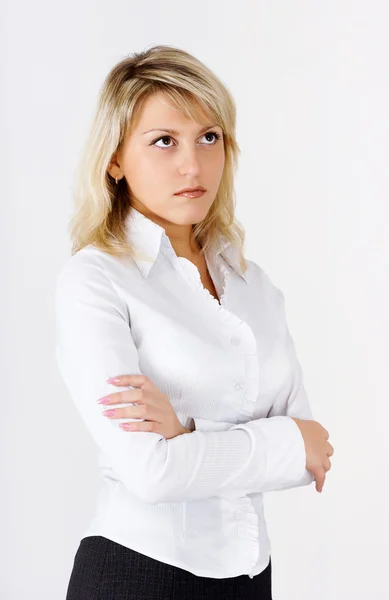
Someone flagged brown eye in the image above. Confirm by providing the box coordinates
[153,136,174,148]
[202,131,221,144]
[151,130,222,150]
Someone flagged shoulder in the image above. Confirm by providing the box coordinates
[55,246,106,292]
[245,258,285,305]
[56,245,138,289]
[245,259,291,342]
[55,246,129,315]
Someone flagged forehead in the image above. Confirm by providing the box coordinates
[131,91,214,131]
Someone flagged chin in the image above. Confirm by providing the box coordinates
[172,197,213,220]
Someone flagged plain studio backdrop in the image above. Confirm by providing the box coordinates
[1,1,388,598]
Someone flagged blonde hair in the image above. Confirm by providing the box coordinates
[69,44,247,274]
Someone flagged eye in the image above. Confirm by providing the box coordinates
[200,131,222,145]
[153,135,175,149]
[152,130,222,149]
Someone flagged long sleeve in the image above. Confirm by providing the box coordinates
[264,286,315,489]
[55,254,311,504]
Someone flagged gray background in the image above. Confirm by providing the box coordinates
[1,1,387,598]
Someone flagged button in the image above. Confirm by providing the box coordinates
[233,509,244,520]
[235,383,245,391]
[230,337,241,345]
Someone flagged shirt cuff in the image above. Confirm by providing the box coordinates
[241,415,314,492]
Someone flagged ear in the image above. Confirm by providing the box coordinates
[107,152,120,179]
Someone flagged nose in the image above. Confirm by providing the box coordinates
[177,146,201,177]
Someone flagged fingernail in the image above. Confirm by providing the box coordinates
[107,377,121,383]
[102,409,115,417]
[97,397,110,404]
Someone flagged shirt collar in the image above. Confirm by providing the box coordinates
[125,207,248,283]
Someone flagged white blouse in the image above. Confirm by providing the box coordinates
[55,206,315,579]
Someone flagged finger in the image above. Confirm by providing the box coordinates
[326,442,334,456]
[102,404,151,420]
[106,374,149,387]
[120,420,159,433]
[97,388,146,405]
[314,467,326,493]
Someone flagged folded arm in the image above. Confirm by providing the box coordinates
[55,254,312,504]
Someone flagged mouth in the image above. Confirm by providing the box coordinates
[174,186,206,198]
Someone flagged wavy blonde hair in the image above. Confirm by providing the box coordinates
[69,44,247,274]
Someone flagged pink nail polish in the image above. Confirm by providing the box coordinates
[102,409,115,417]
[97,397,110,404]
[107,377,121,383]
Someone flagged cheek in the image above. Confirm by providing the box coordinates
[204,149,225,183]
[125,150,172,195]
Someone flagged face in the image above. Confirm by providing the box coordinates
[108,92,225,232]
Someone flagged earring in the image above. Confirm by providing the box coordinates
[115,177,119,184]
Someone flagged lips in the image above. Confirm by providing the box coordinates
[174,186,206,194]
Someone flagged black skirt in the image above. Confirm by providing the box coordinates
[66,535,272,599]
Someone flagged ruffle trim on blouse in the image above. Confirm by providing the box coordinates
[174,252,232,324]
[171,249,259,424]
[236,495,261,572]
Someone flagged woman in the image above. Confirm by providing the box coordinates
[56,44,334,600]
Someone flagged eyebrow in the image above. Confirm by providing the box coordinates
[141,124,221,135]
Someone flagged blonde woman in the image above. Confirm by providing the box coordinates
[56,45,334,600]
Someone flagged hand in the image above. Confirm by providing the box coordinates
[291,418,334,493]
[97,374,191,440]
